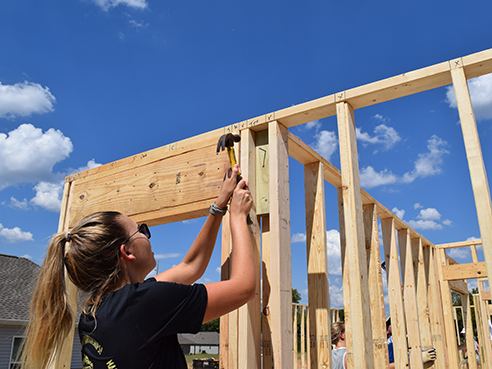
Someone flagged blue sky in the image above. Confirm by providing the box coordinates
[1,1,492,307]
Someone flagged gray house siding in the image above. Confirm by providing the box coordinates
[0,323,24,368]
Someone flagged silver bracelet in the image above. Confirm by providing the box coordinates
[209,202,228,216]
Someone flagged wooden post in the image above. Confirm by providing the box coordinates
[463,286,478,369]
[220,212,231,369]
[51,181,78,369]
[304,161,331,368]
[425,246,446,369]
[261,216,273,369]
[268,121,293,369]
[238,129,262,369]
[363,204,389,368]
[337,101,374,368]
[398,229,424,369]
[450,64,492,296]
[381,217,408,369]
[470,245,492,366]
[412,238,432,352]
[435,248,460,368]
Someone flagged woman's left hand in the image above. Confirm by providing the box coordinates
[215,165,240,208]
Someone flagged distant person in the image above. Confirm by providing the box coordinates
[20,165,255,369]
[458,328,480,367]
[331,322,347,369]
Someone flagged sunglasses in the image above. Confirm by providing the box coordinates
[122,223,151,245]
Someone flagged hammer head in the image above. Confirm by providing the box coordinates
[216,133,241,153]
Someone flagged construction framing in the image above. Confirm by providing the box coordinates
[54,48,492,368]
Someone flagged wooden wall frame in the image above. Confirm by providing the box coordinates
[54,47,492,368]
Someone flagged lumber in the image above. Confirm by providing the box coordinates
[304,162,331,368]
[381,217,408,369]
[398,229,424,369]
[268,121,293,368]
[441,262,487,281]
[363,204,389,368]
[337,101,374,368]
[451,65,492,303]
[237,129,261,369]
[255,130,269,215]
[219,212,231,369]
[261,216,273,369]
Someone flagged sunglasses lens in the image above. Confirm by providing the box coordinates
[140,224,151,239]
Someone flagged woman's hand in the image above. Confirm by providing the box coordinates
[230,177,252,218]
[215,165,240,208]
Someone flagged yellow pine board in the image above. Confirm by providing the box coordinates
[441,262,488,281]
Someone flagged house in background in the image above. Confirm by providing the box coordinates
[0,254,82,369]
[178,332,220,355]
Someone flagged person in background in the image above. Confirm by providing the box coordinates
[331,321,347,369]
[458,328,480,367]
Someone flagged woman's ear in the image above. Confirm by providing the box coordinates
[120,244,136,261]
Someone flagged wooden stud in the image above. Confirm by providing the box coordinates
[381,217,408,369]
[425,246,446,369]
[337,101,374,368]
[304,162,331,368]
[219,212,231,369]
[463,286,478,369]
[255,130,269,216]
[238,129,262,369]
[363,204,389,368]
[261,216,273,369]
[398,229,424,369]
[451,66,492,299]
[412,238,432,352]
[268,121,293,369]
[435,248,461,368]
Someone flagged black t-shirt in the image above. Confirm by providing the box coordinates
[78,278,208,369]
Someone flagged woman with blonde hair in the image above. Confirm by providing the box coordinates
[20,165,254,369]
[331,321,347,369]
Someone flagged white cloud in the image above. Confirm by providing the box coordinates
[0,81,56,119]
[30,182,64,212]
[442,219,453,226]
[326,229,342,276]
[154,253,181,259]
[328,282,344,308]
[392,207,405,219]
[402,135,449,183]
[417,208,441,221]
[414,203,422,209]
[311,130,338,161]
[305,120,321,130]
[9,197,29,210]
[356,124,401,151]
[407,219,443,230]
[215,267,221,274]
[93,0,148,11]
[0,124,73,190]
[447,248,470,260]
[360,166,398,188]
[292,232,306,243]
[446,73,492,121]
[0,223,34,243]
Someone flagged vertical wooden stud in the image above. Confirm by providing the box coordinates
[424,246,446,369]
[304,161,331,368]
[220,212,231,369]
[435,248,460,368]
[381,217,408,369]
[451,66,492,295]
[261,216,273,369]
[268,121,293,369]
[238,129,262,369]
[363,204,389,368]
[463,286,478,369]
[337,101,374,368]
[412,238,432,352]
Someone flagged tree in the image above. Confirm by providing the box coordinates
[201,318,220,332]
[292,288,301,304]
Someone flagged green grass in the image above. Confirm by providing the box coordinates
[184,353,219,365]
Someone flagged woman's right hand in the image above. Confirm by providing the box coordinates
[229,178,253,218]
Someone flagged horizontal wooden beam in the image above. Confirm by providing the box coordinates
[442,262,488,281]
[482,291,491,301]
[436,239,483,249]
[449,280,469,295]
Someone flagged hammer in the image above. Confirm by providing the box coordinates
[216,132,253,224]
